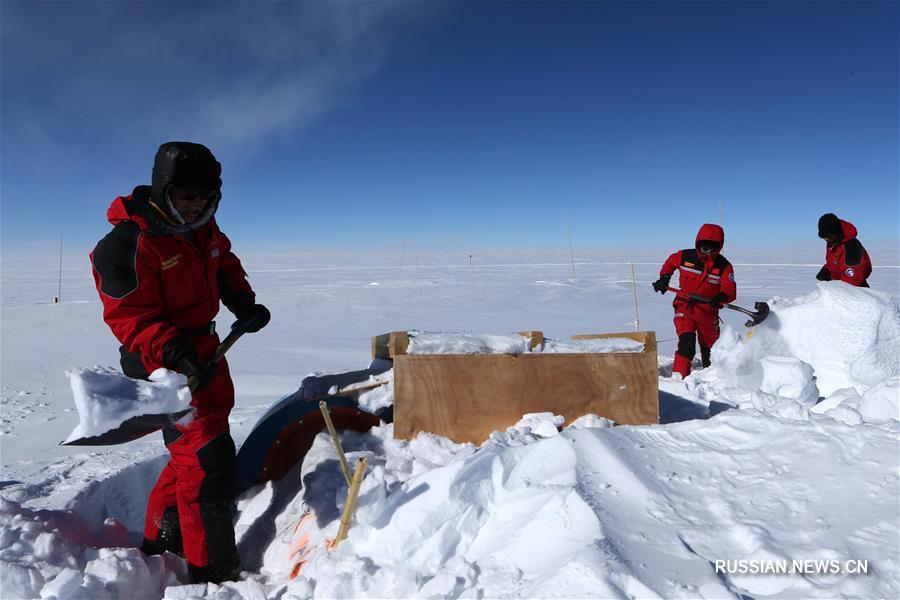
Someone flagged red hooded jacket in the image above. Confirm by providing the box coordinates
[659,224,736,317]
[822,220,871,287]
[90,186,255,372]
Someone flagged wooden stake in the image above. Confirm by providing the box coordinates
[319,401,352,486]
[332,457,368,547]
[565,213,576,279]
[630,262,640,331]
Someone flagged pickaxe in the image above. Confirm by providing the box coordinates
[667,286,770,327]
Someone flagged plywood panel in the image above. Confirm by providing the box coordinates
[393,338,658,444]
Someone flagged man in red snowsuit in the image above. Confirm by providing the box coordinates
[652,224,736,379]
[90,142,270,583]
[816,213,872,287]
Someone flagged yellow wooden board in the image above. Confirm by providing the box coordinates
[391,331,658,443]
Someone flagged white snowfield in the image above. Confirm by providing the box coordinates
[1,248,898,599]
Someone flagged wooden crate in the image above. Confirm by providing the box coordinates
[375,331,659,444]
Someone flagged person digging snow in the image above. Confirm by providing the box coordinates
[90,141,270,584]
[815,212,872,287]
[652,224,736,379]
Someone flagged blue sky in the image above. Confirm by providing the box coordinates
[2,1,897,251]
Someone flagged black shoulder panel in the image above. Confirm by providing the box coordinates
[714,254,732,269]
[681,249,699,264]
[843,239,864,266]
[93,222,141,298]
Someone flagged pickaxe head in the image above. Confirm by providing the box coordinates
[744,301,770,328]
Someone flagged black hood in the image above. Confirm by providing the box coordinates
[151,141,222,204]
[150,141,222,232]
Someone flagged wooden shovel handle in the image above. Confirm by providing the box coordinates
[186,312,267,391]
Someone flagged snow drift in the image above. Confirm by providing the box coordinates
[240,410,897,599]
[708,282,900,397]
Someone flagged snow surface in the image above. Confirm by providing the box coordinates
[2,247,899,599]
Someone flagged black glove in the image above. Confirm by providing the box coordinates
[816,266,832,281]
[162,338,219,390]
[712,292,728,308]
[652,275,671,294]
[235,303,270,333]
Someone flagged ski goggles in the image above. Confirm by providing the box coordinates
[168,186,217,203]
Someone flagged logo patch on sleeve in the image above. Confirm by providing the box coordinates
[211,248,220,258]
[845,267,855,277]
[729,272,735,282]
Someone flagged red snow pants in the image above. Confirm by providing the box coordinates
[672,302,720,378]
[141,334,240,584]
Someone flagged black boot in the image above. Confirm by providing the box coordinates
[141,505,183,557]
[188,556,243,584]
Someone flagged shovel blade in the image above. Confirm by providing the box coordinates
[61,409,191,446]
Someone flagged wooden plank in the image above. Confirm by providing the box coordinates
[393,348,658,444]
[390,332,410,357]
[517,330,544,352]
[371,331,410,360]
[571,331,657,354]
[371,333,390,360]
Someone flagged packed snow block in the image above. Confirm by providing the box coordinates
[383,331,658,443]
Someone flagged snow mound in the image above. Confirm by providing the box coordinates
[745,357,820,420]
[815,377,900,427]
[65,367,193,443]
[406,331,644,354]
[710,282,900,397]
[0,497,185,599]
[243,409,898,599]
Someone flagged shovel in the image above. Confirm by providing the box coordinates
[184,311,267,390]
[62,312,267,446]
[666,286,770,327]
